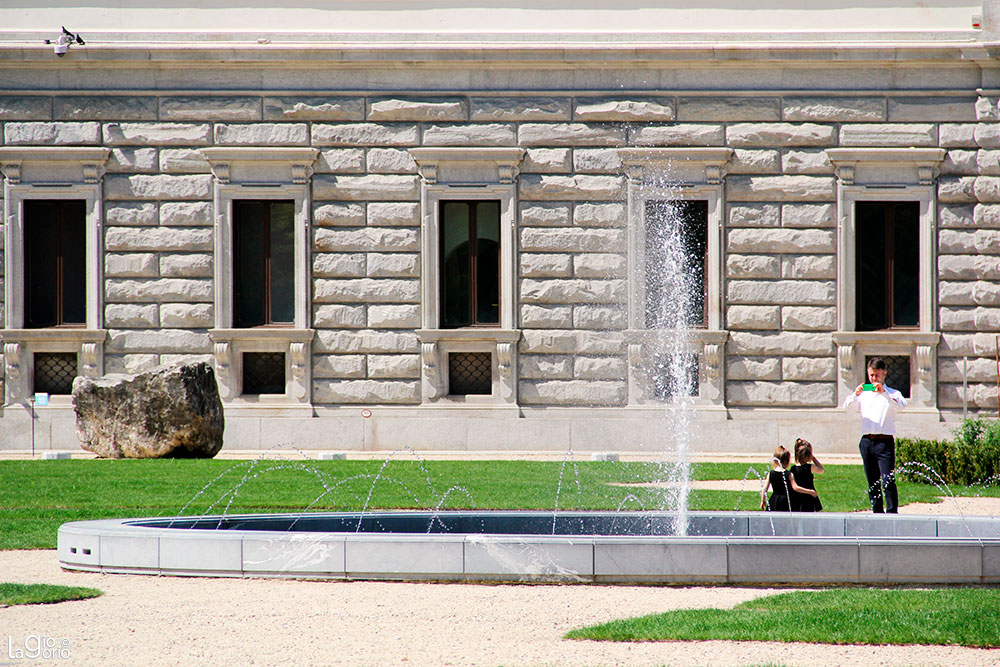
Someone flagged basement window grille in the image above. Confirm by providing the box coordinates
[242,352,286,395]
[33,352,78,395]
[448,352,492,396]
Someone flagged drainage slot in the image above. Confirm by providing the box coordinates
[70,547,77,554]
[82,548,91,555]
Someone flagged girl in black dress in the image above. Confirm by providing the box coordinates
[760,445,819,512]
[790,438,824,512]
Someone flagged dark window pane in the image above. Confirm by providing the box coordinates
[60,204,87,324]
[24,200,86,328]
[475,202,500,325]
[234,201,267,326]
[269,202,295,324]
[645,200,708,328]
[892,203,920,328]
[441,202,471,327]
[856,202,889,331]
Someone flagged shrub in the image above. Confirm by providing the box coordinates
[897,419,1000,487]
[896,438,950,484]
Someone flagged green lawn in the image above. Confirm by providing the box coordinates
[1,458,994,549]
[0,582,102,606]
[566,588,1000,647]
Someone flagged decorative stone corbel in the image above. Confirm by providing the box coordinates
[289,341,309,399]
[80,343,101,378]
[3,343,24,403]
[421,342,441,399]
[838,344,855,380]
[214,162,231,184]
[291,163,312,185]
[834,164,855,185]
[917,165,936,186]
[417,163,438,184]
[916,344,934,380]
[496,341,515,401]
[705,165,723,185]
[213,341,235,400]
[703,344,722,382]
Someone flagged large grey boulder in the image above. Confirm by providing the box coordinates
[72,362,224,459]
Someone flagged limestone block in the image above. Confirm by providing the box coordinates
[469,97,571,121]
[314,227,419,252]
[263,97,364,121]
[522,148,572,173]
[105,304,159,328]
[422,123,516,146]
[630,124,724,147]
[314,278,420,303]
[782,149,834,174]
[573,253,626,278]
[158,354,214,367]
[367,148,417,174]
[160,148,211,173]
[4,122,100,145]
[782,97,884,122]
[313,253,367,278]
[520,330,579,354]
[314,304,366,328]
[574,356,626,380]
[782,255,836,280]
[727,280,835,306]
[726,381,836,407]
[726,357,781,381]
[313,379,420,404]
[367,354,420,379]
[367,305,420,328]
[160,96,260,121]
[939,357,1000,383]
[312,123,419,147]
[677,97,779,121]
[106,278,213,303]
[105,174,212,201]
[782,357,837,382]
[520,278,626,305]
[106,227,213,252]
[728,149,781,174]
[726,176,835,202]
[367,97,467,121]
[108,148,158,173]
[727,228,834,254]
[781,203,835,228]
[977,150,1000,176]
[315,148,366,174]
[160,303,214,328]
[214,123,308,146]
[933,149,976,176]
[520,304,572,328]
[975,124,1000,149]
[160,201,212,227]
[888,97,976,122]
[577,331,623,355]
[105,329,212,353]
[726,255,781,279]
[939,380,1000,407]
[368,202,419,227]
[726,305,780,330]
[939,229,1000,254]
[520,253,572,278]
[520,354,573,379]
[939,257,1000,282]
[839,124,937,147]
[520,227,625,252]
[519,380,626,406]
[103,123,211,146]
[107,203,158,227]
[782,306,837,331]
[367,253,419,278]
[940,306,1000,331]
[974,204,1000,227]
[573,203,626,228]
[159,254,212,278]
[314,203,365,227]
[0,95,51,120]
[937,332,1000,356]
[573,305,626,330]
[520,204,571,227]
[518,123,626,147]
[519,175,626,201]
[726,123,835,147]
[728,204,780,228]
[939,279,1000,304]
[314,330,418,354]
[313,354,367,379]
[104,354,160,375]
[940,124,977,148]
[573,148,623,173]
[938,177,977,204]
[727,331,834,356]
[106,253,158,278]
[313,175,419,201]
[939,204,975,228]
[574,97,674,121]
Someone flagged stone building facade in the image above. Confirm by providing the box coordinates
[1,1,999,452]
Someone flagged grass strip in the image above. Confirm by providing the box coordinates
[566,588,1000,647]
[0,582,102,606]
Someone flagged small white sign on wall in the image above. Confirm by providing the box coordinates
[34,393,49,406]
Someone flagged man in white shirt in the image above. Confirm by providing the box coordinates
[843,357,907,513]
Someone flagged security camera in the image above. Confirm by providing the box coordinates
[45,27,83,57]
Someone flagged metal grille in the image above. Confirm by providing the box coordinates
[866,355,911,399]
[651,354,699,399]
[448,352,492,396]
[242,352,285,395]
[34,352,78,395]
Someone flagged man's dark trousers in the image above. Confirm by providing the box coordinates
[860,434,897,513]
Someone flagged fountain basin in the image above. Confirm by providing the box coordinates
[58,511,1000,585]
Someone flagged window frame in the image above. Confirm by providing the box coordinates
[23,199,88,329]
[232,198,297,328]
[438,199,502,329]
[854,200,921,332]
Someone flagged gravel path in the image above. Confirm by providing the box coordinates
[2,550,999,666]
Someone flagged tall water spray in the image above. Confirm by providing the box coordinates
[640,174,705,536]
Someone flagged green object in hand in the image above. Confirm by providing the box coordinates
[862,383,875,391]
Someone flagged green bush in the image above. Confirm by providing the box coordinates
[897,419,1000,486]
